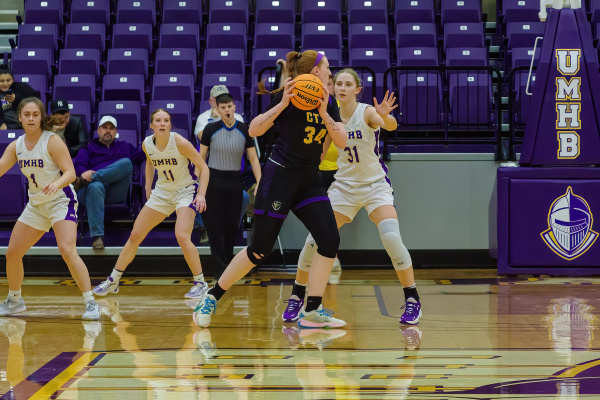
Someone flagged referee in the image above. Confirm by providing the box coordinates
[200,93,262,279]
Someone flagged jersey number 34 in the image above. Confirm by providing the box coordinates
[303,127,327,144]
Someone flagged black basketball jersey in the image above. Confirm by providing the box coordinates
[267,91,342,170]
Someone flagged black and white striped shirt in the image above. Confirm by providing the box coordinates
[200,120,254,171]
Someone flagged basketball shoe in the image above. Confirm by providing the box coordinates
[298,305,346,329]
[400,326,422,350]
[282,295,304,322]
[193,293,217,327]
[185,281,208,299]
[399,299,422,325]
[82,300,100,320]
[299,328,347,350]
[0,295,26,316]
[93,276,119,296]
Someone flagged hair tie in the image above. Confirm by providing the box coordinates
[313,52,324,68]
[297,53,302,59]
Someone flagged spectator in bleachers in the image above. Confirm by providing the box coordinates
[49,99,89,158]
[0,65,40,129]
[194,85,244,139]
[73,115,145,249]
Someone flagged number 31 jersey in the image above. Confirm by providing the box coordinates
[144,132,197,191]
[334,103,387,187]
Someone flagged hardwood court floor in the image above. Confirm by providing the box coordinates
[1,269,600,399]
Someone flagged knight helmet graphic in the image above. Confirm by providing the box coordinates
[541,187,598,260]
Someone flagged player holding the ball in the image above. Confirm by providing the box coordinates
[193,50,348,329]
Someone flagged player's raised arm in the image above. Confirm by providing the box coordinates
[366,91,399,131]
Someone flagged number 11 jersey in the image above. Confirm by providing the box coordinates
[144,132,197,191]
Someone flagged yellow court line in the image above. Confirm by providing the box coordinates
[30,352,99,400]
[556,358,600,378]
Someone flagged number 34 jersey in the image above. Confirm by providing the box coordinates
[144,132,197,192]
[334,103,387,187]
[16,130,68,206]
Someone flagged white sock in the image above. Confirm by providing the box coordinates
[8,290,21,302]
[110,268,123,281]
[294,280,308,287]
[193,273,205,283]
[82,291,94,304]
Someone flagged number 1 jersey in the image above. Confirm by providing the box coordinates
[144,132,197,191]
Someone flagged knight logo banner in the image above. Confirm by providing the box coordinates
[520,8,600,166]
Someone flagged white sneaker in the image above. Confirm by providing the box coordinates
[0,296,26,316]
[185,281,208,299]
[192,293,217,328]
[298,304,346,329]
[93,276,119,296]
[82,300,100,320]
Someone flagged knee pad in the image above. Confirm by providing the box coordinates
[246,243,264,265]
[298,234,317,271]
[315,230,339,259]
[378,218,412,270]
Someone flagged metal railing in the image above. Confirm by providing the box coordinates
[507,65,537,161]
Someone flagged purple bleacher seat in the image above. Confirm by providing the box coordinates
[206,23,247,56]
[209,0,249,25]
[65,23,106,53]
[396,47,439,66]
[511,47,541,69]
[255,0,295,23]
[70,0,111,26]
[302,0,341,23]
[152,74,196,104]
[201,73,243,102]
[302,23,342,51]
[502,0,540,23]
[396,23,437,48]
[24,0,63,25]
[348,48,389,98]
[0,130,23,154]
[113,129,138,146]
[255,23,294,49]
[116,0,156,26]
[315,49,342,66]
[395,0,435,24]
[592,0,600,24]
[162,0,203,25]
[203,48,245,77]
[17,24,58,52]
[149,100,192,139]
[98,101,142,137]
[445,48,488,66]
[514,71,536,125]
[65,100,93,136]
[10,48,52,78]
[506,22,545,49]
[349,23,388,49]
[59,49,101,80]
[13,74,47,104]
[102,74,145,103]
[112,23,153,57]
[441,0,481,24]
[448,72,492,125]
[53,74,96,111]
[348,0,387,24]
[251,48,288,115]
[107,49,149,79]
[0,165,26,221]
[398,72,442,125]
[159,24,201,56]
[443,23,485,50]
[155,48,197,79]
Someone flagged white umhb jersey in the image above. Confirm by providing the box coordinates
[16,130,70,206]
[144,132,197,191]
[334,103,388,186]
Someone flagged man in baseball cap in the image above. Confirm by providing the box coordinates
[193,85,244,139]
[49,99,89,157]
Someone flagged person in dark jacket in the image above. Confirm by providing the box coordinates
[0,106,6,130]
[0,65,40,129]
[49,99,89,157]
[73,116,145,249]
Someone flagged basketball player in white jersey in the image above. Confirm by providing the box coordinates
[93,109,211,299]
[284,69,422,326]
[0,98,99,320]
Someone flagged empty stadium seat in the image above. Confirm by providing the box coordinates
[398,72,442,125]
[97,101,142,137]
[255,0,295,23]
[201,74,243,102]
[502,0,540,23]
[348,0,387,24]
[149,100,193,139]
[254,23,294,49]
[70,0,111,26]
[349,23,389,49]
[10,48,52,78]
[59,49,101,81]
[65,23,106,53]
[397,23,437,48]
[112,23,153,57]
[302,23,342,52]
[162,0,203,25]
[107,49,149,79]
[102,74,146,103]
[511,47,541,69]
[446,48,488,66]
[159,24,201,56]
[203,48,245,77]
[0,166,26,221]
[396,47,439,66]
[209,0,249,25]
[24,0,63,25]
[152,74,196,104]
[14,74,47,104]
[53,74,96,112]
[155,48,197,79]
[448,72,492,125]
[441,0,481,24]
[302,0,342,23]
[206,23,247,56]
[395,0,435,24]
[444,23,485,50]
[506,22,546,49]
[116,0,156,26]
[17,24,58,52]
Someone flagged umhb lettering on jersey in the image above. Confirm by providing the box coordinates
[152,158,178,166]
[18,159,44,168]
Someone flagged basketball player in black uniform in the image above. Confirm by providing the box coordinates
[193,50,348,329]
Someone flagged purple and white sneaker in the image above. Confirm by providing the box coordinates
[399,300,422,325]
[93,276,119,296]
[282,295,304,322]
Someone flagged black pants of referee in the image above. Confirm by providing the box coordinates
[203,168,243,279]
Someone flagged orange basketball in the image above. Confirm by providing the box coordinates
[290,74,324,111]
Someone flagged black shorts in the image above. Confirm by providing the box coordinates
[254,159,329,219]
[319,169,337,191]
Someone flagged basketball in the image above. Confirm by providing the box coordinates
[291,74,324,111]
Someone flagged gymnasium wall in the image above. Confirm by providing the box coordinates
[279,154,501,251]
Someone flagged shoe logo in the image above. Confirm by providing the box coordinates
[272,201,282,211]
[541,186,598,260]
[17,152,22,155]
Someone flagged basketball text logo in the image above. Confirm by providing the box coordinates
[541,187,598,260]
[556,49,582,159]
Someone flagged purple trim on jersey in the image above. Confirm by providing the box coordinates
[187,160,198,180]
[292,196,330,210]
[62,186,77,223]
[188,183,199,210]
[254,209,288,219]
[374,131,392,187]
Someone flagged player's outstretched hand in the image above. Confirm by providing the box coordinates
[318,85,330,117]
[280,77,295,107]
[193,193,206,212]
[374,90,398,117]
[42,182,59,195]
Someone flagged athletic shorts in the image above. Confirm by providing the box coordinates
[328,178,394,221]
[145,183,198,216]
[18,190,78,232]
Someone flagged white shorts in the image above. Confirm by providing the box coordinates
[18,192,78,232]
[328,178,394,221]
[145,183,198,216]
